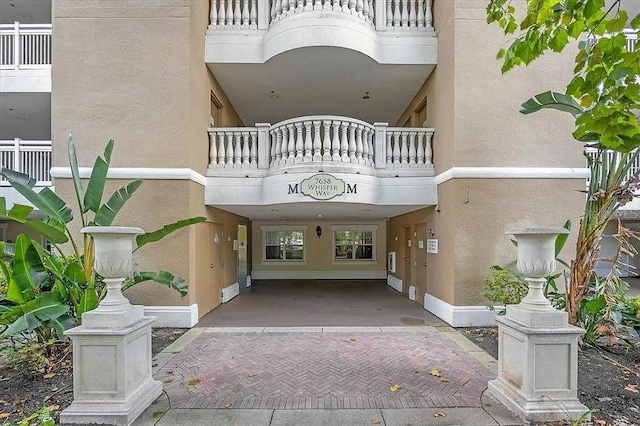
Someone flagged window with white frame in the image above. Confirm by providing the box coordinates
[262,227,306,261]
[333,226,377,261]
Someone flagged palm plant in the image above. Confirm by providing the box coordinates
[568,147,640,325]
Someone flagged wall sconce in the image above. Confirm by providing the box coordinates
[316,226,322,238]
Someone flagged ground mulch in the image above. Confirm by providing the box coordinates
[0,328,186,425]
[460,327,640,426]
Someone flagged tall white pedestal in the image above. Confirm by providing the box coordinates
[60,314,162,426]
[487,306,589,423]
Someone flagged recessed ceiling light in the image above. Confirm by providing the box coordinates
[363,91,370,100]
[270,90,279,99]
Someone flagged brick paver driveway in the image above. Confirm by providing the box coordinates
[157,330,494,410]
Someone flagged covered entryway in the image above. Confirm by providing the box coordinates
[196,280,445,327]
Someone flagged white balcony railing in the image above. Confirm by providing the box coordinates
[0,22,52,69]
[208,116,433,172]
[624,28,637,51]
[209,0,433,31]
[1,139,52,185]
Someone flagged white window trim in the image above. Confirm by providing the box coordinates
[260,225,308,264]
[331,225,378,264]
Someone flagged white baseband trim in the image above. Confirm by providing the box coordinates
[252,270,387,280]
[408,285,416,301]
[424,293,500,327]
[387,275,402,292]
[222,282,240,303]
[435,167,589,185]
[50,167,207,186]
[144,304,198,328]
[246,275,252,287]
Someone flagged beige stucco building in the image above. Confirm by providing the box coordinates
[4,0,636,327]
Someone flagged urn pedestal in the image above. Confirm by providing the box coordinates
[60,227,162,426]
[487,228,589,423]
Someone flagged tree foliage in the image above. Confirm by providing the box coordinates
[487,0,640,151]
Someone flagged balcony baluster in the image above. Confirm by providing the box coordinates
[408,131,417,166]
[322,121,332,161]
[356,125,364,164]
[425,0,432,28]
[251,0,258,26]
[241,0,249,25]
[210,0,218,27]
[207,118,435,173]
[250,132,258,164]
[416,132,424,165]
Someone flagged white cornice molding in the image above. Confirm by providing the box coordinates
[49,167,207,186]
[435,167,590,185]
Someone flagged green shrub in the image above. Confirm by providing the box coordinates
[481,267,528,309]
[0,339,52,376]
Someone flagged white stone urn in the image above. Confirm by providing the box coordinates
[81,226,143,312]
[62,226,162,426]
[489,226,588,423]
[506,227,568,311]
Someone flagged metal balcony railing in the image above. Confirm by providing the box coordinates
[1,139,52,186]
[0,22,52,69]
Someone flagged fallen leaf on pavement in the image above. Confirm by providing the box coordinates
[46,405,60,412]
[43,373,56,379]
[224,402,232,408]
[434,411,446,417]
[187,378,201,386]
[625,384,639,393]
[430,369,441,377]
[153,411,164,419]
[350,338,357,342]
[389,384,400,392]
[0,413,10,419]
[594,420,606,426]
[12,399,24,406]
[163,378,174,383]
[247,372,256,377]
[371,419,380,424]
[439,378,450,383]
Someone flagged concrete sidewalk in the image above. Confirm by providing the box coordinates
[133,326,523,426]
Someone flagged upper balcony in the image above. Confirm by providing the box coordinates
[206,0,436,65]
[205,115,437,220]
[0,21,52,92]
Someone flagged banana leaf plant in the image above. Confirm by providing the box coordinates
[0,136,205,340]
[0,236,74,343]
